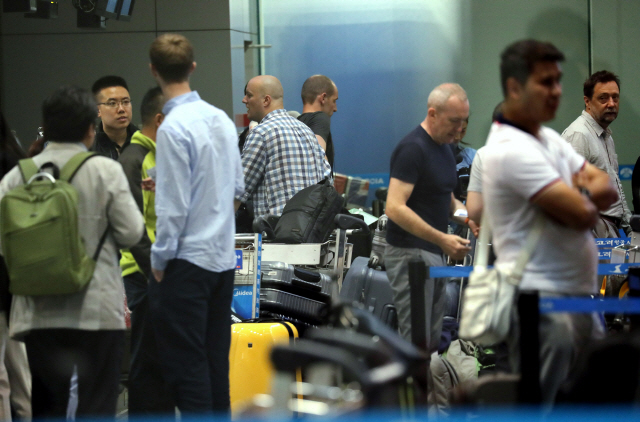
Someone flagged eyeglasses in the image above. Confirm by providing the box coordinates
[98,99,132,109]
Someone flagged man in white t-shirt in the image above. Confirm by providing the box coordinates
[483,40,618,404]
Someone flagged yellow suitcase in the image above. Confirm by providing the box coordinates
[229,321,299,416]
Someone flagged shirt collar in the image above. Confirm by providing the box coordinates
[162,91,200,115]
[581,109,611,138]
[261,108,288,123]
[496,113,535,136]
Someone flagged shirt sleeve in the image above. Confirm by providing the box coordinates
[468,149,483,193]
[151,127,191,271]
[303,113,331,141]
[562,130,593,164]
[118,149,152,275]
[238,130,267,203]
[494,145,562,202]
[390,142,423,185]
[559,136,588,175]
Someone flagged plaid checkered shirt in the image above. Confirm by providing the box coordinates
[238,109,332,217]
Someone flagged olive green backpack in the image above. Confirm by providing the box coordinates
[0,152,108,295]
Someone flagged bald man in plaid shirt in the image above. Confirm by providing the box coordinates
[235,75,331,217]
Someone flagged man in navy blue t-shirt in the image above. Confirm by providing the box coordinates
[385,83,477,357]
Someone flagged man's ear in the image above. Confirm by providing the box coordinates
[149,63,158,78]
[319,92,327,104]
[427,107,436,119]
[155,113,165,128]
[583,95,590,110]
[506,77,522,100]
[263,95,272,108]
[190,61,197,74]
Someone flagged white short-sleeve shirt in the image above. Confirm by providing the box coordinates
[482,122,597,294]
[468,147,484,193]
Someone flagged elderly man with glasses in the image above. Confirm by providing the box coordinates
[91,75,138,159]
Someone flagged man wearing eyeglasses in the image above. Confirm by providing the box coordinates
[91,75,138,159]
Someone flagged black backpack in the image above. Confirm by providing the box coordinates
[274,179,344,243]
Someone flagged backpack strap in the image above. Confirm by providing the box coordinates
[93,226,110,262]
[58,152,109,261]
[59,152,98,183]
[18,159,39,183]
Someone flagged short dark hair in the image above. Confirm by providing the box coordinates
[500,40,564,96]
[91,75,129,97]
[301,75,335,105]
[140,87,165,126]
[150,34,194,83]
[583,70,620,99]
[42,86,97,142]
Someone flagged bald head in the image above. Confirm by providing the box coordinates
[254,75,284,101]
[424,83,470,145]
[427,83,468,111]
[243,75,285,122]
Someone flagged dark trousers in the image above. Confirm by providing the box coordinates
[24,328,124,418]
[148,259,234,414]
[123,271,174,415]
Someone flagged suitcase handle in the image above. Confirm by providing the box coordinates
[294,267,321,283]
[291,277,322,292]
[334,214,370,234]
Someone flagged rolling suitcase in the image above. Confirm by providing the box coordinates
[340,256,398,329]
[260,288,327,324]
[229,321,300,415]
[261,261,332,301]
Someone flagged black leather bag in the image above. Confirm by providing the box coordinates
[274,179,344,244]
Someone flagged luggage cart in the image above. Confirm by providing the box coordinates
[256,215,369,327]
[261,215,366,292]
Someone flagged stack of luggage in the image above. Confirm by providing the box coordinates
[259,261,333,326]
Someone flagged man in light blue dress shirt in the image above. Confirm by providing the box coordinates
[147,33,244,414]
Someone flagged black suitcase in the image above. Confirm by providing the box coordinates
[340,256,398,329]
[261,261,331,302]
[260,288,327,324]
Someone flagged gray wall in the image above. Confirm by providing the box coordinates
[2,1,640,211]
[590,0,640,208]
[0,0,256,148]
[459,0,589,148]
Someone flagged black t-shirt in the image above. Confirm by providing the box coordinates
[298,112,334,171]
[386,125,457,253]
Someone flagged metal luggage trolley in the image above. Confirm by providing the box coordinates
[261,214,368,292]
[232,216,369,323]
[610,235,638,265]
[606,217,640,305]
[233,233,262,319]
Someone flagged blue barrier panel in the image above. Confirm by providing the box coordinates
[152,407,640,422]
[598,250,611,259]
[540,297,640,314]
[595,237,629,247]
[430,266,473,278]
[430,263,639,278]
